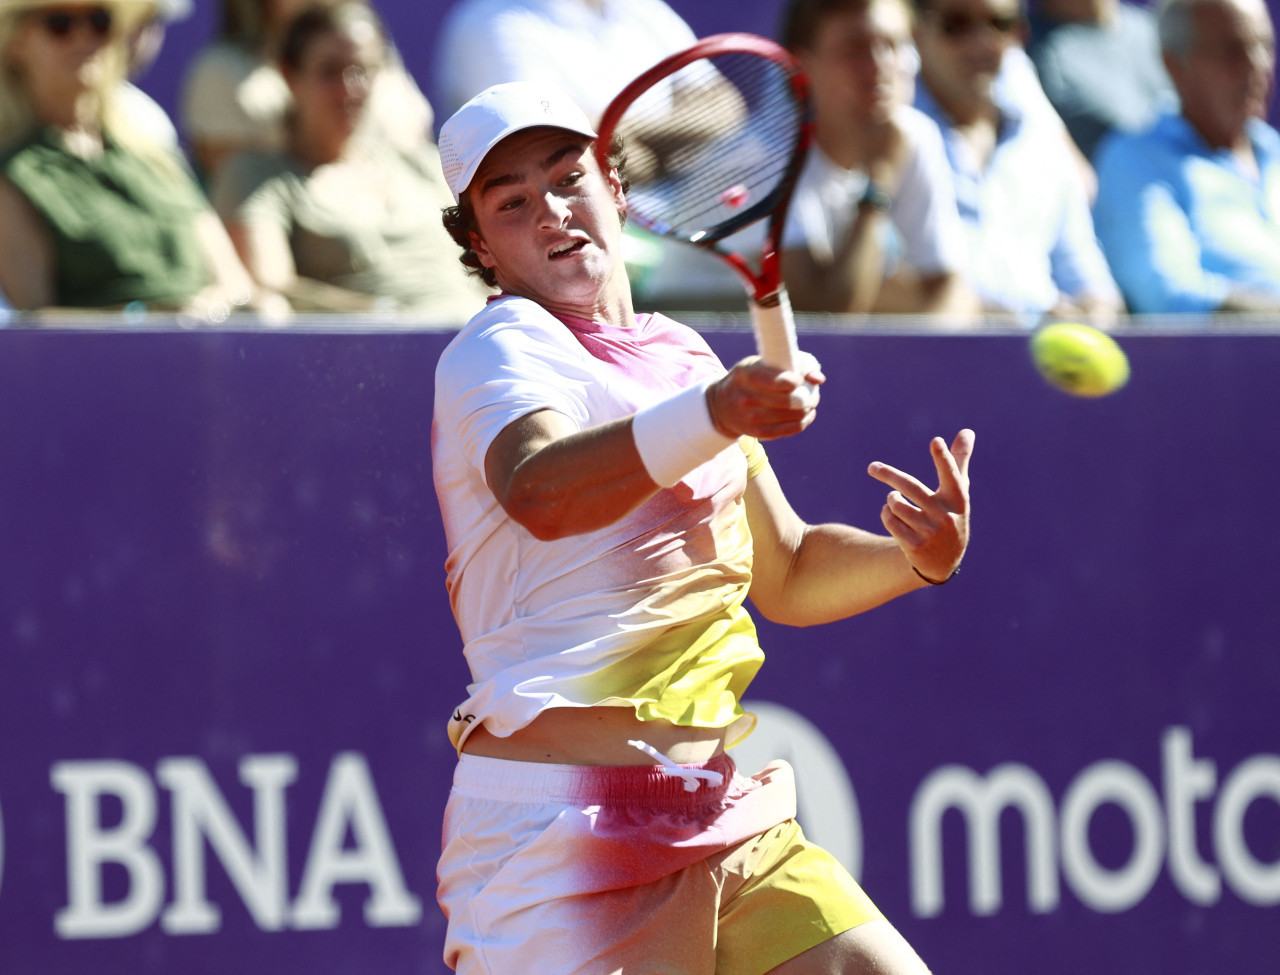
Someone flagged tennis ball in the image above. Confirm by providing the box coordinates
[1029,322,1130,398]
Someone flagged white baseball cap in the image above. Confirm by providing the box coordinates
[438,81,598,203]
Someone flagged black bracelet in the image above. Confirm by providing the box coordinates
[913,564,960,586]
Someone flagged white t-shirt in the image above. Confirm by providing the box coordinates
[432,296,765,752]
[433,0,697,121]
[783,105,964,276]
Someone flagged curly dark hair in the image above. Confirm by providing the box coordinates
[441,134,629,289]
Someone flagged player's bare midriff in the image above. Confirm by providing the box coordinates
[462,705,730,766]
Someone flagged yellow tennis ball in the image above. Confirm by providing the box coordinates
[1030,322,1130,398]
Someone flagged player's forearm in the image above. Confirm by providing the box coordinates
[495,417,659,541]
[750,524,922,627]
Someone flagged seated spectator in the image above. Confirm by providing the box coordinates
[912,0,1123,323]
[212,3,489,319]
[181,0,430,185]
[1028,0,1176,160]
[0,0,257,317]
[1092,0,1280,314]
[779,0,978,315]
[433,0,696,123]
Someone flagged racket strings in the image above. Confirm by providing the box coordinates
[616,52,804,243]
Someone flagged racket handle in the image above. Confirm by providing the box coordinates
[750,287,801,371]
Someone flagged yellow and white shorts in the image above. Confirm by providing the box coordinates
[437,752,882,974]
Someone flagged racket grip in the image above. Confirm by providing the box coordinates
[750,287,802,370]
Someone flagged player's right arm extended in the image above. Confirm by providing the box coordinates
[484,359,823,540]
[484,409,658,540]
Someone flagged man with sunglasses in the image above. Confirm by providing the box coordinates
[911,0,1124,324]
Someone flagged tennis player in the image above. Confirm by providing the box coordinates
[431,81,974,975]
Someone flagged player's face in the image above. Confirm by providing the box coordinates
[1169,0,1275,144]
[914,0,1021,109]
[468,128,628,317]
[800,0,915,123]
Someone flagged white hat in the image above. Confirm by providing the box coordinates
[438,81,597,203]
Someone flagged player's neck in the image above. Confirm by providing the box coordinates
[537,284,636,329]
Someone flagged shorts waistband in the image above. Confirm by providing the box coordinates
[451,751,738,810]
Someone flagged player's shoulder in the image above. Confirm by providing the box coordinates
[439,296,570,364]
[463,293,561,333]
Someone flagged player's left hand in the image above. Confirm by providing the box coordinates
[868,429,975,585]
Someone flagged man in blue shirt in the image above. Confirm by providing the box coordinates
[911,0,1123,324]
[1092,0,1280,314]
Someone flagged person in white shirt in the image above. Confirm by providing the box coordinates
[780,0,979,315]
[431,80,974,974]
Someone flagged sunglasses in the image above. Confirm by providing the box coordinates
[37,7,114,39]
[934,10,1020,38]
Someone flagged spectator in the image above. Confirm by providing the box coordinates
[433,0,696,123]
[1027,0,1176,160]
[0,0,257,318]
[181,0,430,185]
[779,0,978,315]
[912,0,1124,323]
[212,3,489,319]
[1092,0,1280,314]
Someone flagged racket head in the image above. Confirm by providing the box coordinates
[594,33,812,296]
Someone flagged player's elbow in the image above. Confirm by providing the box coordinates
[501,479,575,541]
[746,584,824,628]
[750,599,824,628]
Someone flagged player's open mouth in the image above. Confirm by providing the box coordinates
[548,239,588,260]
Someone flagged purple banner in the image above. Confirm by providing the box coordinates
[2,325,1278,973]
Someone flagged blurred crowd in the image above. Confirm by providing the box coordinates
[0,0,1276,327]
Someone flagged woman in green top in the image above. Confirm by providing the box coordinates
[0,0,259,318]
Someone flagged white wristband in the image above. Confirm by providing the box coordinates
[631,379,735,488]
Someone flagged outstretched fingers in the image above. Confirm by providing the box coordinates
[867,430,976,583]
[934,428,975,501]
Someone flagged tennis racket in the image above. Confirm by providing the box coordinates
[595,33,813,372]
